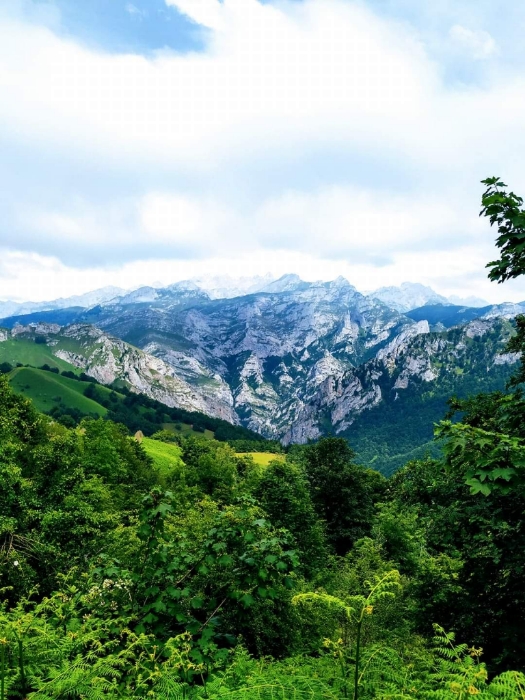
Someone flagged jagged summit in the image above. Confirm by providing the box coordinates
[104,286,160,305]
[166,280,201,293]
[101,283,210,308]
[330,275,354,288]
[1,275,500,322]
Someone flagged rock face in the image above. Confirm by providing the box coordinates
[70,279,519,442]
[12,322,62,337]
[280,317,518,444]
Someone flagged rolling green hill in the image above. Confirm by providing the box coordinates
[8,367,106,416]
[0,337,79,373]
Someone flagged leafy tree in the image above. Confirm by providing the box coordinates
[180,437,240,501]
[253,460,328,576]
[301,438,386,555]
[481,177,525,283]
[388,456,525,671]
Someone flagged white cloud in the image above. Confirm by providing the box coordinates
[0,0,525,302]
[0,1,439,166]
[17,184,478,265]
[449,24,497,60]
[2,245,525,306]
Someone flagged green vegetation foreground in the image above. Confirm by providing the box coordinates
[1,177,525,698]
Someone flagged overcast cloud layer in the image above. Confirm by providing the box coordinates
[1,0,525,303]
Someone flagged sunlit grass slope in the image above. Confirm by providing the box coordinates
[141,437,185,477]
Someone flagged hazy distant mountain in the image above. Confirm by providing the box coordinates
[0,286,126,320]
[448,294,489,308]
[368,282,449,312]
[99,283,210,311]
[257,273,313,294]
[0,276,496,319]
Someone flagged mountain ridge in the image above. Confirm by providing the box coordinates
[0,275,499,321]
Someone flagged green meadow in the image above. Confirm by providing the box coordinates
[8,366,106,416]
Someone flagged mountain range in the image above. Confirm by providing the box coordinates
[1,275,522,473]
[0,277,491,320]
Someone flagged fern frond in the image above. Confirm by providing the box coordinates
[489,670,525,699]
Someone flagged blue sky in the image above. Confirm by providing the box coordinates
[17,0,206,54]
[1,0,525,302]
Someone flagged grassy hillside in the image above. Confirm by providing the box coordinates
[141,437,185,478]
[0,338,78,372]
[8,367,106,416]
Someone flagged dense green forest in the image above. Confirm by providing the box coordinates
[1,178,525,698]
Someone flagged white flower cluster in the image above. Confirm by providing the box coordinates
[86,577,133,608]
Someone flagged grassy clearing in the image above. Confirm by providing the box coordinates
[0,338,78,373]
[141,437,184,477]
[236,452,285,466]
[8,367,106,416]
